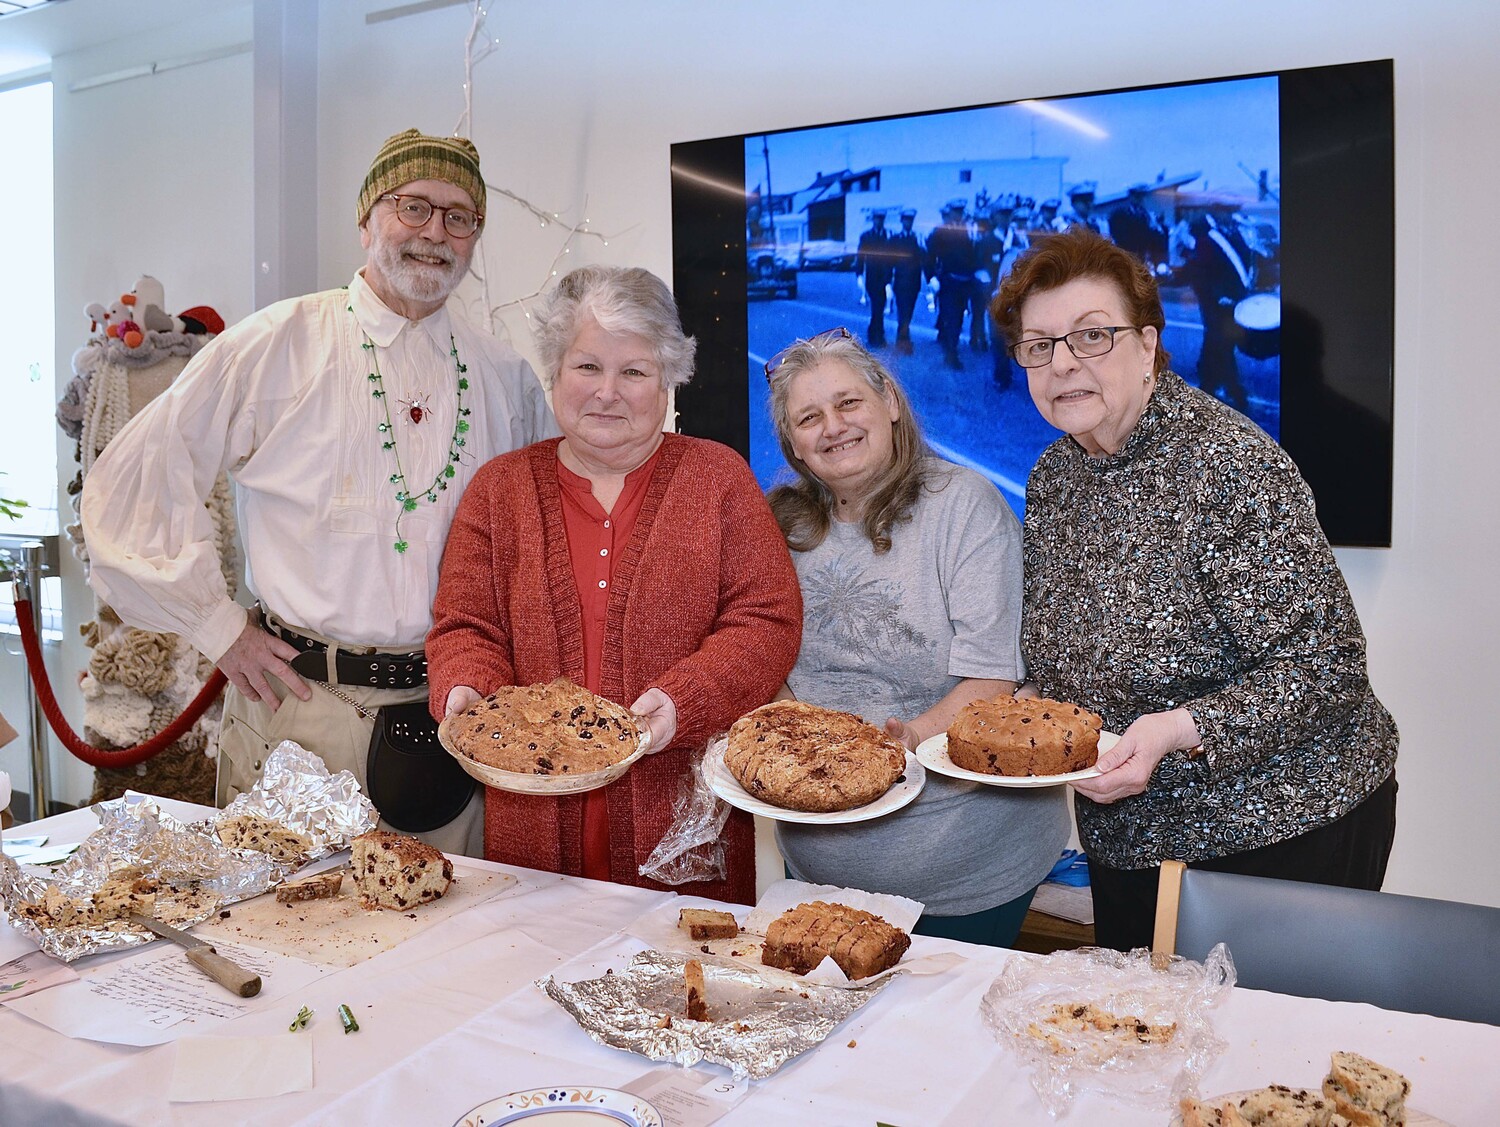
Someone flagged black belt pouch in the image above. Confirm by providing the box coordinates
[366,702,477,832]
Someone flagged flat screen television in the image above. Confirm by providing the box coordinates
[670,59,1394,547]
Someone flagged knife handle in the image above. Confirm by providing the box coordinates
[186,945,262,997]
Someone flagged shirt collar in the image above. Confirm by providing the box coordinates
[348,270,454,350]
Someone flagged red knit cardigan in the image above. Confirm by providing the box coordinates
[427,434,802,904]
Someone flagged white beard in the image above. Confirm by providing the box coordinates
[370,233,466,307]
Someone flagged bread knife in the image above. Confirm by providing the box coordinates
[129,914,262,997]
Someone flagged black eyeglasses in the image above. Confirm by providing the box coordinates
[1009,325,1141,368]
[380,193,484,238]
[763,327,854,383]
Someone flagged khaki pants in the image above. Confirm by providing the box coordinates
[216,625,483,858]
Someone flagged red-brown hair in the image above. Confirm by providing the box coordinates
[991,227,1171,376]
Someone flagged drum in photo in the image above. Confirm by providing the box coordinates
[1234,291,1281,359]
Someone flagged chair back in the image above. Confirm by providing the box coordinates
[1153,861,1500,1025]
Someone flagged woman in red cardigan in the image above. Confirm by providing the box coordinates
[427,265,802,903]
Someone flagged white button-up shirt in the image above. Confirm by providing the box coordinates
[82,272,556,660]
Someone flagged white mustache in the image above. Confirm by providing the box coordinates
[398,238,456,266]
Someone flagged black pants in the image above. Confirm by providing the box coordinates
[1088,773,1398,952]
[893,278,921,341]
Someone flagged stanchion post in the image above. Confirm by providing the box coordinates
[8,541,50,819]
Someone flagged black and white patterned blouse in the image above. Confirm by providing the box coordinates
[1021,371,1398,868]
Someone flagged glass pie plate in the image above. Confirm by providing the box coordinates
[438,714,650,795]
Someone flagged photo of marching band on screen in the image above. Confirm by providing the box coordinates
[743,75,1281,513]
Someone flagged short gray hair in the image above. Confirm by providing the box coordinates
[532,264,697,390]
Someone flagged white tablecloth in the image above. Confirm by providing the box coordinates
[4,800,1498,1126]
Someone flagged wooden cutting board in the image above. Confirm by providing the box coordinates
[194,862,514,968]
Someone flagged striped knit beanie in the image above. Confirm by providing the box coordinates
[356,128,485,227]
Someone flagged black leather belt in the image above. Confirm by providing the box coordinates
[265,620,428,689]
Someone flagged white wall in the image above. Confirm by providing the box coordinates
[8,0,1497,905]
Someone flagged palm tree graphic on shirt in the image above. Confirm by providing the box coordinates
[802,556,933,661]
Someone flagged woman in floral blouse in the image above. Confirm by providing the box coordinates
[991,228,1398,951]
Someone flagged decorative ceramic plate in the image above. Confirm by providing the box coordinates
[452,1085,664,1127]
[704,736,924,824]
[914,730,1117,788]
[439,717,650,795]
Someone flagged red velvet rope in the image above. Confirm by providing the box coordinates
[14,598,228,769]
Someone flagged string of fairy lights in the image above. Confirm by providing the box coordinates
[451,1,620,339]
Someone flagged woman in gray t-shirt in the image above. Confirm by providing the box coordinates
[764,329,1068,946]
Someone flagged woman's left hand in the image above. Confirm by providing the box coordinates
[883,717,919,751]
[1070,708,1199,805]
[630,687,678,754]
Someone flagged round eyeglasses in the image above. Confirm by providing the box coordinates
[380,193,484,238]
[1009,325,1141,368]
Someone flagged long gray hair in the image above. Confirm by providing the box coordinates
[766,332,932,554]
[532,264,697,390]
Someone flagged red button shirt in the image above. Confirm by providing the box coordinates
[556,448,662,880]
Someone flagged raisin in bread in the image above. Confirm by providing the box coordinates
[761,900,910,980]
[351,830,453,910]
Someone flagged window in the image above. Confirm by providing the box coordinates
[0,80,58,642]
[0,80,56,538]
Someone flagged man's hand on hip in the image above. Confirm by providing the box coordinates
[218,614,312,710]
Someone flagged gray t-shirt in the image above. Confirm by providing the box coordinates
[777,460,1069,916]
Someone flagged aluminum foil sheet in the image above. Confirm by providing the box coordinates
[0,743,376,963]
[539,948,891,1080]
[208,742,378,857]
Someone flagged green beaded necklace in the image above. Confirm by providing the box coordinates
[351,302,472,553]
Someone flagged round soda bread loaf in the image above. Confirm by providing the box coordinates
[723,700,906,812]
[444,678,641,775]
[947,695,1102,776]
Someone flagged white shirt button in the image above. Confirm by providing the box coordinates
[603,520,611,529]
[600,548,609,557]
[598,580,607,589]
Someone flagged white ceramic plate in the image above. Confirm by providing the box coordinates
[1170,1091,1448,1127]
[439,715,650,796]
[914,730,1116,788]
[453,1085,664,1127]
[703,736,924,824]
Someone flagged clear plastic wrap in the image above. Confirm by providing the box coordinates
[980,944,1236,1117]
[637,750,730,886]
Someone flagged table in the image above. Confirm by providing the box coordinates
[4,799,1498,1126]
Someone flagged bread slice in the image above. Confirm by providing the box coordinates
[1236,1084,1335,1125]
[678,907,738,940]
[275,870,344,904]
[216,813,313,864]
[684,958,708,1020]
[1180,1097,1252,1127]
[1321,1052,1410,1127]
[350,830,453,911]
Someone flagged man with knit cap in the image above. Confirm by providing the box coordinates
[83,129,556,856]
